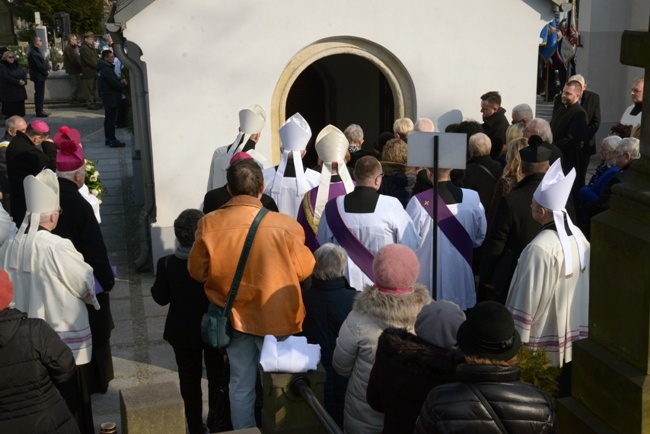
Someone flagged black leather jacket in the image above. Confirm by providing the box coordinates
[414,363,558,433]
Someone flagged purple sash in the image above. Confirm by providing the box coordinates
[416,190,473,267]
[325,199,375,281]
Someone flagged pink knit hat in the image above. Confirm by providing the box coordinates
[373,244,419,293]
[0,270,14,310]
[55,127,85,172]
[30,120,49,133]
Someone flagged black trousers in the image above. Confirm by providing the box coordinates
[104,105,118,141]
[172,345,225,433]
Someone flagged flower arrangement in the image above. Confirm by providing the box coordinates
[85,158,106,203]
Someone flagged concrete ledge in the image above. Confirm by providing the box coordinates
[25,70,83,104]
[119,381,185,434]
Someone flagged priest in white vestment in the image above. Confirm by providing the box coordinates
[406,168,486,310]
[263,113,320,218]
[506,160,590,396]
[207,104,269,191]
[318,156,420,290]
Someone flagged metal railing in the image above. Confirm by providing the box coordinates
[290,376,343,434]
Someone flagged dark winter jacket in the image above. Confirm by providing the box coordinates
[463,155,503,211]
[27,45,48,82]
[482,107,509,160]
[80,42,98,79]
[63,43,82,75]
[151,253,210,349]
[97,59,126,108]
[366,328,465,434]
[0,308,80,434]
[414,363,557,434]
[301,276,357,428]
[0,60,27,102]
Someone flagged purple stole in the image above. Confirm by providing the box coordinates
[416,190,473,267]
[325,199,375,281]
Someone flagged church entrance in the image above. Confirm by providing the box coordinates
[271,36,416,165]
[286,54,394,168]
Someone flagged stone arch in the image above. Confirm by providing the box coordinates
[270,36,417,163]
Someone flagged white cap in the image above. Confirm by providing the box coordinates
[312,125,354,221]
[9,169,60,272]
[270,113,312,197]
[533,160,586,276]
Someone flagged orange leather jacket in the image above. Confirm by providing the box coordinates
[188,195,315,336]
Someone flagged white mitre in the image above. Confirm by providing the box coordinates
[9,169,60,272]
[270,113,312,197]
[313,125,354,221]
[533,159,586,276]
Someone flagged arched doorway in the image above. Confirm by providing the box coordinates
[271,36,416,164]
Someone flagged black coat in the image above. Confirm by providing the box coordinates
[554,90,601,153]
[366,328,464,434]
[151,254,210,349]
[0,61,27,102]
[463,155,503,211]
[52,178,115,346]
[97,59,126,108]
[27,45,48,82]
[414,363,557,434]
[479,173,544,303]
[0,308,79,434]
[203,185,278,214]
[550,102,588,174]
[301,276,356,427]
[6,131,57,223]
[482,107,510,160]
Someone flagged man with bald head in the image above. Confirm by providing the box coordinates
[414,117,435,132]
[318,155,420,290]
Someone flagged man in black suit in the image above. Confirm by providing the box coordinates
[550,82,588,208]
[553,74,601,187]
[478,140,551,304]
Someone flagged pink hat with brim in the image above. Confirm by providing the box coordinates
[55,126,85,172]
[53,125,81,149]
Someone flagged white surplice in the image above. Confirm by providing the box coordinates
[263,166,320,219]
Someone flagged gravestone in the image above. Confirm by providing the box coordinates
[557,13,650,434]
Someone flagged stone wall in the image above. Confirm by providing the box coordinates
[24,70,78,104]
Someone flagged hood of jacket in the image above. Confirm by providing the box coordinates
[376,327,465,379]
[96,58,114,73]
[0,308,25,347]
[354,282,431,330]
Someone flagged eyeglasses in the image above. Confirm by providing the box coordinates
[376,172,385,181]
[6,56,14,59]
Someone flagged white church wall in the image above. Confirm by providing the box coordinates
[121,0,552,263]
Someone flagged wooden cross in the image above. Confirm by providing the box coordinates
[620,14,650,156]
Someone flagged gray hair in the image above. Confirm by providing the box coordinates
[414,118,435,132]
[617,137,641,160]
[313,243,347,280]
[344,124,364,144]
[512,103,533,123]
[527,118,553,143]
[57,166,85,181]
[601,136,622,153]
[5,116,24,131]
[468,132,492,157]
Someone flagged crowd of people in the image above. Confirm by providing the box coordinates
[0,71,643,434]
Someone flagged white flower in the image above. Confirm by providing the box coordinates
[90,173,98,182]
[94,171,100,177]
[90,189,99,196]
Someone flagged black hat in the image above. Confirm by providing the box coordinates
[456,301,521,361]
[520,135,552,163]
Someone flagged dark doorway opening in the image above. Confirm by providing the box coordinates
[286,54,394,168]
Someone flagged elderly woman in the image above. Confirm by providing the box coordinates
[333,244,431,434]
[0,51,28,118]
[487,137,529,223]
[302,243,357,428]
[582,136,622,196]
[367,300,466,434]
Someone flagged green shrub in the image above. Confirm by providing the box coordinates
[517,346,562,402]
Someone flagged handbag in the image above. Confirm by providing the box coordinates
[201,207,268,348]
